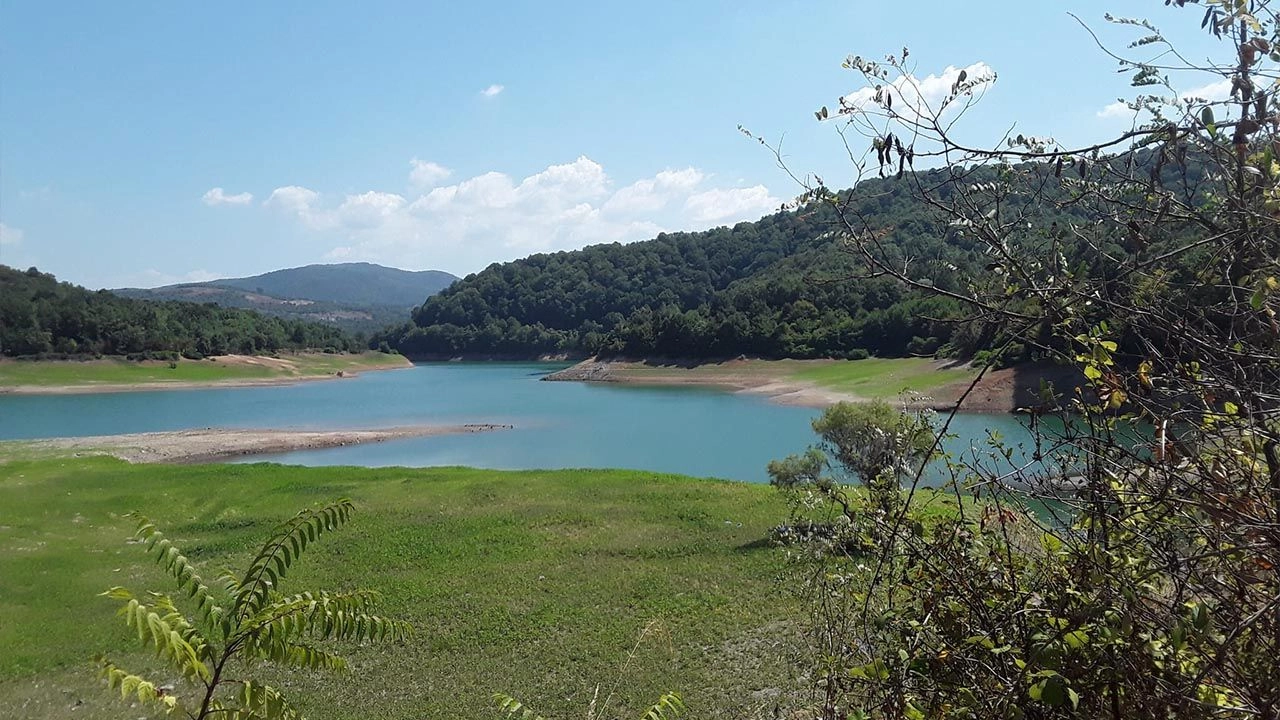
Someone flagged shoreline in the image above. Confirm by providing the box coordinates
[0,352,413,396]
[544,358,1082,414]
[543,358,881,408]
[1,424,514,464]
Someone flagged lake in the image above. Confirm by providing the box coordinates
[0,362,1044,483]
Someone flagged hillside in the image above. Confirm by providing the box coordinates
[375,164,1100,360]
[114,263,457,334]
[0,265,360,358]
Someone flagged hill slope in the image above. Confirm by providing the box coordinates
[378,153,1197,362]
[1,265,360,357]
[375,166,1079,360]
[209,262,456,306]
[114,263,457,334]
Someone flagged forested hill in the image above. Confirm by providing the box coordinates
[113,263,458,334]
[0,265,361,358]
[375,167,1080,360]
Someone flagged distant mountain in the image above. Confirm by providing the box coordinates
[208,263,457,307]
[114,263,457,334]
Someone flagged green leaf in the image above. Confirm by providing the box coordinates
[1063,630,1089,649]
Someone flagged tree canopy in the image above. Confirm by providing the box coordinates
[0,265,361,358]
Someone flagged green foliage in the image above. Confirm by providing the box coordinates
[0,265,360,358]
[373,182,1048,359]
[774,2,1280,718]
[95,500,411,720]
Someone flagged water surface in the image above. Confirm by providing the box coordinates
[0,362,1044,483]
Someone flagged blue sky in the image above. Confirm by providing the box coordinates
[0,1,1226,288]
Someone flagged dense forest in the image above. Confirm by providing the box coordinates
[0,265,361,358]
[374,164,1127,360]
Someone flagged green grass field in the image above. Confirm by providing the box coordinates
[789,357,974,399]
[0,352,408,389]
[0,458,799,720]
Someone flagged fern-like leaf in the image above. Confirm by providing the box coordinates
[130,513,224,629]
[494,692,546,720]
[102,589,211,682]
[637,692,685,720]
[235,589,407,651]
[96,657,182,714]
[228,681,305,720]
[234,500,354,619]
[274,642,349,671]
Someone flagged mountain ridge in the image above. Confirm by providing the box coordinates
[113,262,457,334]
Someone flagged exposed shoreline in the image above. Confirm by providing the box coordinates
[543,358,867,407]
[544,358,1083,414]
[0,352,413,396]
[1,424,514,464]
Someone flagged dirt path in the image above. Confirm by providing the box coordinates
[3,424,513,464]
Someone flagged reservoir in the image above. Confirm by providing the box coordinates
[0,362,1042,483]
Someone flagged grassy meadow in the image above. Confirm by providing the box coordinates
[608,357,975,402]
[0,352,410,390]
[788,357,975,398]
[0,457,801,719]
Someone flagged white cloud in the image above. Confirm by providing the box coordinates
[265,185,334,230]
[840,62,996,121]
[480,84,504,98]
[335,191,407,229]
[1181,78,1233,103]
[409,159,451,189]
[684,186,778,224]
[201,187,254,206]
[1096,77,1235,120]
[604,168,705,215]
[268,157,780,273]
[0,222,23,246]
[1097,100,1135,120]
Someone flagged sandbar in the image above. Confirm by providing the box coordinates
[1,424,512,464]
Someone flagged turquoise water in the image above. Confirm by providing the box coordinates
[0,362,1043,483]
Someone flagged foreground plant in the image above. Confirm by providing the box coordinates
[96,500,412,719]
[764,2,1280,717]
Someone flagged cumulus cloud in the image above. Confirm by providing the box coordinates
[1096,100,1135,120]
[1181,78,1233,102]
[1097,77,1235,120]
[840,62,996,121]
[265,185,334,230]
[480,84,504,98]
[0,222,23,246]
[409,159,451,189]
[684,186,778,224]
[201,187,254,206]
[267,157,780,273]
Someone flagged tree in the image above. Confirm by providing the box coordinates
[96,500,412,719]
[765,2,1280,718]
